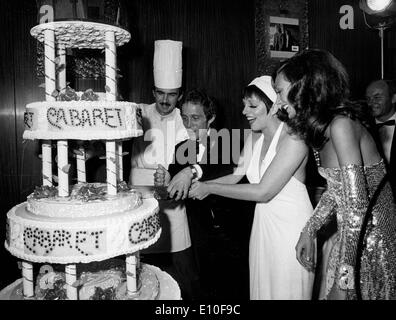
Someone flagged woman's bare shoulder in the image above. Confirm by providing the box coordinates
[330,115,359,132]
[280,128,308,154]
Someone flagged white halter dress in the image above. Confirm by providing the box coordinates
[246,123,314,299]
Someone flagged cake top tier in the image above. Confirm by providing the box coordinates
[36,0,128,29]
[31,21,130,49]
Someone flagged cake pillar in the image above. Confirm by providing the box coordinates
[22,261,34,298]
[57,140,69,197]
[42,142,52,187]
[76,147,86,183]
[44,28,56,101]
[56,45,67,92]
[105,30,118,195]
[126,254,137,295]
[117,141,123,182]
[106,141,117,195]
[42,28,57,187]
[105,30,117,101]
[65,265,78,300]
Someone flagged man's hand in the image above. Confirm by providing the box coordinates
[167,167,194,201]
[154,164,171,186]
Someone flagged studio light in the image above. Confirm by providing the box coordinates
[359,0,396,79]
[367,0,392,12]
[360,0,396,17]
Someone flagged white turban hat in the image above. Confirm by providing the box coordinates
[248,75,277,103]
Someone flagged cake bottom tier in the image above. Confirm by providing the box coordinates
[5,199,160,264]
[0,263,181,300]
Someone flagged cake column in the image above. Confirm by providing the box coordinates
[117,141,123,182]
[42,28,57,186]
[56,45,67,92]
[22,261,34,298]
[57,140,69,196]
[55,44,70,194]
[105,30,117,195]
[126,254,138,295]
[76,146,86,183]
[65,265,78,300]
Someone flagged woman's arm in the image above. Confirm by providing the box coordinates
[330,117,368,297]
[207,173,244,185]
[302,190,337,238]
[190,134,308,202]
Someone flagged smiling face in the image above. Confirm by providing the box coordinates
[242,94,270,131]
[181,102,214,140]
[273,72,296,119]
[366,80,395,122]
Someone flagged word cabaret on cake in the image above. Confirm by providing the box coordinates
[1,0,181,301]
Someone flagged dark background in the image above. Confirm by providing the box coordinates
[1,0,396,292]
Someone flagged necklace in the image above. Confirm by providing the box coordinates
[313,149,321,168]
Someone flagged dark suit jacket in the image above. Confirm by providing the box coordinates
[168,130,234,270]
[372,124,396,197]
[169,131,234,182]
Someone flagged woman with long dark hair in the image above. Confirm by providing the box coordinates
[277,49,396,300]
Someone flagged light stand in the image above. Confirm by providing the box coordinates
[379,25,386,79]
[360,0,396,79]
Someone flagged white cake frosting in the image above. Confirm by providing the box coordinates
[27,184,142,218]
[1,11,178,300]
[0,263,182,300]
[31,21,131,49]
[31,261,160,300]
[5,198,160,264]
[23,101,142,140]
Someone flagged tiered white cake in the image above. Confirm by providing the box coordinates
[2,2,179,300]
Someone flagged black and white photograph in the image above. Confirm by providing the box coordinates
[1,0,396,313]
[269,16,300,58]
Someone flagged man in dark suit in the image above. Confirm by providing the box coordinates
[366,79,396,195]
[154,89,234,297]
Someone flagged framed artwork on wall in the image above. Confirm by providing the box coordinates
[254,0,308,76]
[269,16,300,59]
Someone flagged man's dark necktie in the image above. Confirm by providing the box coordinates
[195,140,199,164]
[376,120,396,129]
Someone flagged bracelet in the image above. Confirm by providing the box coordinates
[338,264,355,290]
[189,165,198,180]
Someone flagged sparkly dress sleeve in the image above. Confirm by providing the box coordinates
[336,164,369,293]
[302,188,337,238]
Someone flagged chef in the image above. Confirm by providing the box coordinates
[129,40,198,300]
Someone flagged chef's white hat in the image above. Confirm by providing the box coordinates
[153,40,183,89]
[248,75,277,103]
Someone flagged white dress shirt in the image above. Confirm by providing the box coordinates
[130,103,190,253]
[130,103,189,184]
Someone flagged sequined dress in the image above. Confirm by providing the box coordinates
[305,154,396,299]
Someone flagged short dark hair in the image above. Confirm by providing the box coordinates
[181,89,216,120]
[243,85,274,113]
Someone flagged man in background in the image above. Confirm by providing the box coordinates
[366,79,396,195]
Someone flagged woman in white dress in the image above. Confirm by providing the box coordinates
[189,76,314,299]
